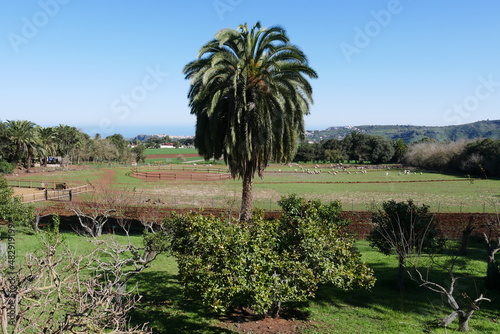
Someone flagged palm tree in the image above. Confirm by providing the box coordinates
[55,124,82,166]
[393,138,408,163]
[183,22,317,222]
[37,126,57,166]
[6,120,40,172]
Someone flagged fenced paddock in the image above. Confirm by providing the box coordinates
[131,171,232,181]
[7,180,69,190]
[8,181,92,203]
[138,164,229,173]
[130,166,232,181]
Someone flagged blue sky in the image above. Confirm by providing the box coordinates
[1,0,499,138]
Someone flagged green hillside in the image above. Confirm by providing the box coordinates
[306,120,500,143]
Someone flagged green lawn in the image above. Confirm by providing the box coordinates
[8,168,108,186]
[144,148,199,156]
[128,239,500,333]
[4,229,497,333]
[252,170,499,212]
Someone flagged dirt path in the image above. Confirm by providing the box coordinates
[90,168,117,192]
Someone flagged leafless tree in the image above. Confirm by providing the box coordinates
[70,200,115,237]
[369,201,491,331]
[483,214,500,290]
[0,227,156,333]
[458,216,479,256]
[406,255,490,332]
[367,200,440,292]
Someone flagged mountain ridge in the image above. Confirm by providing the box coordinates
[305,120,500,143]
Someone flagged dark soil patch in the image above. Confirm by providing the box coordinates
[218,308,313,334]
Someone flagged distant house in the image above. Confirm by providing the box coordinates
[160,143,175,148]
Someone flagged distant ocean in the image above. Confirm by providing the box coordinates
[81,124,196,139]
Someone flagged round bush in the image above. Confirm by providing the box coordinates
[0,161,14,174]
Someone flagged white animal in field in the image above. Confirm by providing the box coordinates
[386,172,389,176]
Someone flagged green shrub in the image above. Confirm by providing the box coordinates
[0,175,34,228]
[368,199,444,291]
[166,195,375,317]
[0,160,14,174]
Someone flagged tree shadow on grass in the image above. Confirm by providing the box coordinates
[306,258,500,332]
[128,271,235,333]
[310,265,432,313]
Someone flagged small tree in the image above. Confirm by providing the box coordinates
[70,200,114,237]
[0,162,14,175]
[404,242,491,332]
[131,143,146,163]
[0,217,156,333]
[368,199,443,292]
[483,216,500,290]
[458,216,478,256]
[167,195,375,317]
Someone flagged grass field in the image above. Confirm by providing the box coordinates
[144,148,200,156]
[6,161,500,212]
[3,229,498,333]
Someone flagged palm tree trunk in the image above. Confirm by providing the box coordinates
[26,152,32,173]
[239,168,253,223]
